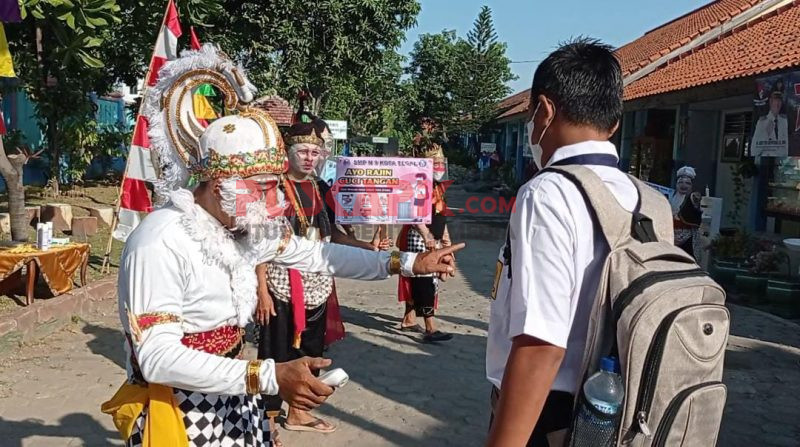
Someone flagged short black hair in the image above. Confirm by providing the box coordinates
[530,37,623,132]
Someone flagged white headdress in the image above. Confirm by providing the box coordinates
[143,43,286,205]
[143,44,291,326]
[676,166,696,180]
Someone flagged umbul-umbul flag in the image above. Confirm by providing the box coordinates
[113,0,182,242]
[147,0,182,86]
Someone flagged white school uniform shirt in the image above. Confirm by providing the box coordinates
[486,140,638,394]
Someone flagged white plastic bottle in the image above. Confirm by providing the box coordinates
[36,223,45,250]
[572,356,625,447]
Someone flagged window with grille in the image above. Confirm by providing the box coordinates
[723,112,753,157]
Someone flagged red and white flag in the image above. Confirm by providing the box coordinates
[113,0,182,242]
[147,0,182,87]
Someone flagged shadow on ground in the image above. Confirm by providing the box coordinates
[83,322,127,369]
[320,305,490,446]
[0,414,120,447]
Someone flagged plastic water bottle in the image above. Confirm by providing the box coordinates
[572,356,624,447]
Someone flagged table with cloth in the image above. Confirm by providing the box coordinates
[0,243,90,305]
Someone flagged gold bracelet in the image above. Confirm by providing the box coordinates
[246,360,262,395]
[389,251,402,275]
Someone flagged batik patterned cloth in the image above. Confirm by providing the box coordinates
[125,389,270,447]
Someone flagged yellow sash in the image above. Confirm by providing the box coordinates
[101,382,188,447]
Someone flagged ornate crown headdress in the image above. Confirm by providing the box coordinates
[284,91,330,154]
[411,118,445,160]
[144,44,286,203]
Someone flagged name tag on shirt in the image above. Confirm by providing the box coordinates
[491,260,503,300]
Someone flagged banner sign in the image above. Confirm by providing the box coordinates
[480,142,497,153]
[325,120,348,140]
[333,157,433,225]
[751,72,800,157]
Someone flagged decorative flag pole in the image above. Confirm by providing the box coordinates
[101,0,182,273]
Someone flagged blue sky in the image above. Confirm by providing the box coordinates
[399,0,710,95]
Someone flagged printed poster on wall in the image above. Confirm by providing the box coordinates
[333,157,433,225]
[788,71,800,157]
[751,73,800,157]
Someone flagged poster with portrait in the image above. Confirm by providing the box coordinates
[787,71,800,157]
[752,74,791,157]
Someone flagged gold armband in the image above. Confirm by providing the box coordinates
[389,251,403,275]
[246,360,263,395]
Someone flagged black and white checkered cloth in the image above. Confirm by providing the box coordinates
[126,388,271,447]
[407,229,438,285]
[406,229,428,253]
[267,264,333,309]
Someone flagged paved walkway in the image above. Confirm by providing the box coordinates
[0,193,798,446]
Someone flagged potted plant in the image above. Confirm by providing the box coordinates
[709,230,752,287]
[735,241,785,298]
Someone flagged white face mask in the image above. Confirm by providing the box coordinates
[218,177,286,241]
[526,101,554,169]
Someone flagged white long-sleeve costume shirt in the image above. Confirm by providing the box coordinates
[118,189,416,396]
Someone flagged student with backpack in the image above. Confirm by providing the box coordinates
[486,38,728,447]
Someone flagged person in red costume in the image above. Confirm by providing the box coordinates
[254,109,392,444]
[397,130,454,343]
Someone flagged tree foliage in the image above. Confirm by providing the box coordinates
[405,30,464,138]
[459,6,515,133]
[406,6,515,139]
[7,0,124,192]
[202,0,420,117]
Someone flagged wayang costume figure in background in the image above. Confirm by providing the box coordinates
[101,45,462,447]
[397,132,453,343]
[254,112,391,444]
[670,166,702,259]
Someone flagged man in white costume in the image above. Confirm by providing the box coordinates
[101,45,462,447]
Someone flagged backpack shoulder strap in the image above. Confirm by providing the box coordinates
[628,175,675,243]
[544,165,633,250]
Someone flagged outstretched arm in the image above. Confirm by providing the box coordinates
[253,230,463,280]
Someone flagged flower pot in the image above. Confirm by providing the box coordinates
[734,273,768,297]
[711,261,748,289]
[766,278,800,305]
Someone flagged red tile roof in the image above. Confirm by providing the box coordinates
[625,2,800,100]
[616,0,762,77]
[496,89,530,119]
[495,0,800,114]
[252,95,294,126]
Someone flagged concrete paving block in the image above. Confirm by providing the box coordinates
[87,206,114,227]
[71,216,98,238]
[25,206,40,226]
[41,203,73,232]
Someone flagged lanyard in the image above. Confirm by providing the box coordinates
[503,153,619,278]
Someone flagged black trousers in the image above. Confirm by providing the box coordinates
[409,276,436,317]
[257,299,327,415]
[489,386,574,446]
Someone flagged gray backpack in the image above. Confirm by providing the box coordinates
[545,166,729,447]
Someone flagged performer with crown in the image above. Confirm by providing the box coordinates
[254,105,392,443]
[101,45,462,447]
[396,127,453,343]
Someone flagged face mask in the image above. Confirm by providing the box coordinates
[219,177,286,240]
[433,160,447,182]
[526,101,554,169]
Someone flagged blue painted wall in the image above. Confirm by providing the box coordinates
[0,91,131,192]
